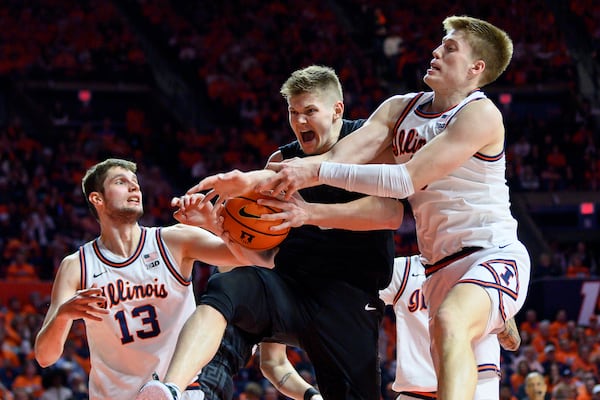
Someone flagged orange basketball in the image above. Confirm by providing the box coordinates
[223,192,290,250]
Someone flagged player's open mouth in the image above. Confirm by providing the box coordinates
[127,197,140,203]
[301,131,316,142]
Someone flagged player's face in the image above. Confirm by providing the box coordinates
[424,30,478,90]
[101,167,143,222]
[287,91,342,155]
[525,375,547,400]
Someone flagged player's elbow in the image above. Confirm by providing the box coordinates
[34,340,59,368]
[34,349,56,368]
[380,199,404,229]
[259,360,275,379]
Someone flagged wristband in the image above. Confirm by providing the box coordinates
[304,387,319,400]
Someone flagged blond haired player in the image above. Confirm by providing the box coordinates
[253,16,530,400]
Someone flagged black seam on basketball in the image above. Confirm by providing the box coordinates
[224,207,288,237]
[233,196,281,213]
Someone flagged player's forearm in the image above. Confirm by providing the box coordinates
[34,314,72,367]
[319,163,415,199]
[261,360,318,400]
[305,197,403,231]
[326,124,389,165]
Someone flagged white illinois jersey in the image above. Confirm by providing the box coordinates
[79,227,197,400]
[379,255,436,393]
[379,256,501,398]
[391,91,520,266]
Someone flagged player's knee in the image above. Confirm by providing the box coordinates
[206,267,256,294]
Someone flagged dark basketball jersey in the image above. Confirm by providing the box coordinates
[276,119,395,293]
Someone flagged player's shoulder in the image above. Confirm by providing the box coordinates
[267,149,284,163]
[61,250,81,265]
[57,250,83,277]
[376,92,425,118]
[458,96,503,129]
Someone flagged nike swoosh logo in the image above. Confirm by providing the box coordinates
[499,243,511,249]
[364,304,377,311]
[238,206,261,219]
[93,270,107,278]
[411,273,424,277]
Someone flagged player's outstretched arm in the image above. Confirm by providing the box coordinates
[260,343,322,400]
[186,169,276,201]
[35,254,109,367]
[258,194,404,232]
[256,97,403,199]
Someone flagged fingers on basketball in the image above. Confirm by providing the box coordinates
[223,192,290,250]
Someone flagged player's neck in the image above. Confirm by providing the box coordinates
[99,223,142,258]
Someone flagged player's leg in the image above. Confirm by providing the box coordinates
[165,305,228,392]
[136,304,227,400]
[138,267,281,400]
[197,325,257,400]
[473,334,501,400]
[430,282,491,400]
[301,282,383,400]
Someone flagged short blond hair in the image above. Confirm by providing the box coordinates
[280,65,343,103]
[443,15,513,86]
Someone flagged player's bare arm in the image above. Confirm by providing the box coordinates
[35,253,109,367]
[258,195,404,232]
[186,169,276,203]
[405,99,504,191]
[260,343,323,400]
[258,95,411,198]
[497,317,521,352]
[162,224,275,276]
[280,98,504,201]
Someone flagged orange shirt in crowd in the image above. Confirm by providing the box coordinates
[5,262,38,282]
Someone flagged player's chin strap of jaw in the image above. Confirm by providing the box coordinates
[319,162,415,199]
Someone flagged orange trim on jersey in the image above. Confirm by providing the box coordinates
[392,257,412,307]
[414,89,483,119]
[185,381,201,390]
[392,92,425,134]
[398,391,437,399]
[457,258,520,322]
[478,363,501,377]
[156,228,191,286]
[424,247,482,277]
[92,228,147,267]
[79,247,86,290]
[474,151,504,162]
[415,102,449,118]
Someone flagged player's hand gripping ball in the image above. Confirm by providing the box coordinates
[223,192,290,250]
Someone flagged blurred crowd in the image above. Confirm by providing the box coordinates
[0,0,600,398]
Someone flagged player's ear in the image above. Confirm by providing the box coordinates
[333,100,344,121]
[89,192,103,206]
[470,59,485,77]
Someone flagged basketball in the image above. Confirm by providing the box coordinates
[223,192,290,250]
